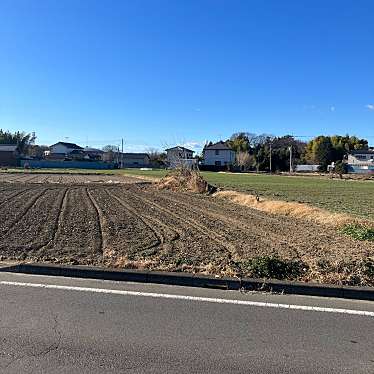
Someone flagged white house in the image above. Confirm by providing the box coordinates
[165,146,196,168]
[202,141,236,167]
[347,150,374,174]
[49,142,83,155]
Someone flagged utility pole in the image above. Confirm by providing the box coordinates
[269,142,272,173]
[289,145,293,173]
[121,138,124,168]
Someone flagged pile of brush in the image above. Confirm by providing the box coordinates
[157,168,216,194]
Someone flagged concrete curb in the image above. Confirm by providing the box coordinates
[1,263,374,301]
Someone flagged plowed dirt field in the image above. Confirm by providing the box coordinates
[1,173,373,285]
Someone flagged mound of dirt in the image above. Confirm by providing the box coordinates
[157,169,216,194]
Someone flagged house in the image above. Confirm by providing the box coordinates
[121,153,150,168]
[83,147,104,161]
[165,146,196,168]
[0,144,19,167]
[49,142,83,155]
[347,149,374,174]
[69,149,89,161]
[202,141,236,167]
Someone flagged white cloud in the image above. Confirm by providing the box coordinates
[366,104,374,110]
[124,143,160,153]
[181,141,205,150]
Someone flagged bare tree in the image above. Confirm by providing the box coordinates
[102,144,119,152]
[236,151,253,171]
[145,147,166,167]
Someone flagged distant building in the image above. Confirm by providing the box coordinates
[121,153,150,168]
[0,144,19,167]
[49,142,83,156]
[202,141,235,167]
[295,164,320,172]
[69,149,89,161]
[83,147,104,161]
[347,150,374,174]
[165,146,196,168]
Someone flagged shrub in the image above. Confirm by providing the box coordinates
[242,256,306,280]
[334,160,347,175]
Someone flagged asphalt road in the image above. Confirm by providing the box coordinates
[0,272,374,373]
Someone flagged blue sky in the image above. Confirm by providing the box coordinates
[1,0,374,151]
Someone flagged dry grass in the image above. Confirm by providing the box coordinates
[157,168,213,194]
[214,190,373,229]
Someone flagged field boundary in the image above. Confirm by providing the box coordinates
[1,262,374,301]
[1,170,117,176]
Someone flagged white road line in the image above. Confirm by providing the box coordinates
[1,280,374,317]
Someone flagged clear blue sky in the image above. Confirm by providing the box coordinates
[1,0,374,151]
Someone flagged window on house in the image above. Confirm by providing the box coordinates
[355,155,367,160]
[215,161,221,166]
[215,150,219,155]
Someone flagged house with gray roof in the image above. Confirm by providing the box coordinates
[165,146,196,168]
[202,141,236,167]
[49,142,83,155]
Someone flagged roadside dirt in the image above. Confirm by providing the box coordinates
[0,174,373,286]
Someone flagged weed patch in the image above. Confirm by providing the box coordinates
[240,256,307,280]
[341,225,374,241]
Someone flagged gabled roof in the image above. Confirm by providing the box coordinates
[165,146,194,153]
[204,141,233,151]
[0,144,18,152]
[50,142,83,149]
[84,147,104,153]
[350,149,374,155]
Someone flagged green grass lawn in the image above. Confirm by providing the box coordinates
[3,167,374,220]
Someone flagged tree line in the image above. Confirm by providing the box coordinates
[226,132,369,172]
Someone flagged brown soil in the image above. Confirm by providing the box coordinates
[0,174,374,286]
[0,172,138,184]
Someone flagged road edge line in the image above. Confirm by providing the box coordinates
[0,262,374,301]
